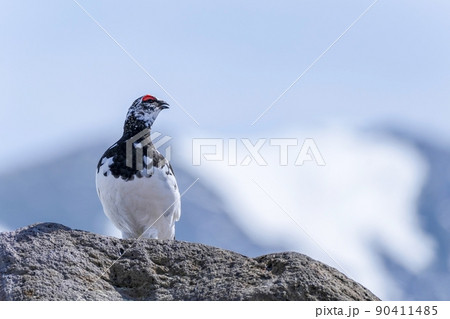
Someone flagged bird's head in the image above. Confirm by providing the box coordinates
[123,95,169,134]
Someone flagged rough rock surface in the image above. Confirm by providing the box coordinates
[0,223,379,301]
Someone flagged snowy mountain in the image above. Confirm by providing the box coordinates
[376,128,450,300]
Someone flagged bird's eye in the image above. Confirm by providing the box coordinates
[142,95,156,102]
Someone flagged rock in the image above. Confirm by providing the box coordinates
[0,223,379,301]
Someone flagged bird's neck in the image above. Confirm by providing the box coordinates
[123,114,154,139]
[122,127,153,142]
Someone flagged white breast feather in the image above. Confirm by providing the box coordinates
[96,159,181,239]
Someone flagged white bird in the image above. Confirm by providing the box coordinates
[96,95,180,239]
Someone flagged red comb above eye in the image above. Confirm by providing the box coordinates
[142,95,156,102]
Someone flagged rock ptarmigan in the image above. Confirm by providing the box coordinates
[96,95,180,239]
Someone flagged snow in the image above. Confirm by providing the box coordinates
[181,126,436,300]
[0,222,9,233]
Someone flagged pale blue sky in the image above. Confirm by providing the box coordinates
[1,0,450,166]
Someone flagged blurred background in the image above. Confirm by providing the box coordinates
[1,0,450,300]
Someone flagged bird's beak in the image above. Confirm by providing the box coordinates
[158,101,169,109]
